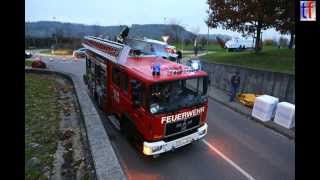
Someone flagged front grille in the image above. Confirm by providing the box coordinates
[165,116,200,137]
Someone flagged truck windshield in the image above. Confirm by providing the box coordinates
[149,77,208,114]
[127,39,168,57]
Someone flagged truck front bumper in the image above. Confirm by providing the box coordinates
[143,123,208,156]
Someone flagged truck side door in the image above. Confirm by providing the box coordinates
[130,80,148,135]
[118,71,131,115]
[110,65,122,114]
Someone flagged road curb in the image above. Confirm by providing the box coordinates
[25,68,127,180]
[208,94,295,141]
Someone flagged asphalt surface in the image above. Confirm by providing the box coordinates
[36,54,295,180]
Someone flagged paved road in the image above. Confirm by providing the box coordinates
[38,54,295,180]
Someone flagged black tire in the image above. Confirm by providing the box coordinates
[97,95,103,109]
[94,91,98,103]
[121,116,143,152]
[83,74,87,85]
[120,118,128,137]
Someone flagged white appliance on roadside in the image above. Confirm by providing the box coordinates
[252,95,279,122]
[274,102,295,129]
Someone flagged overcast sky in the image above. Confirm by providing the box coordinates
[26,0,286,39]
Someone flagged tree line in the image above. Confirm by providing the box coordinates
[206,0,294,52]
[25,36,83,50]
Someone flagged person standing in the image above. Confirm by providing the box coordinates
[229,71,241,102]
[176,50,182,64]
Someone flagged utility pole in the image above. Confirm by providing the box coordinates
[207,0,211,54]
[181,24,188,53]
[53,17,58,49]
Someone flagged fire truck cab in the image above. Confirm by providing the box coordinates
[83,36,209,156]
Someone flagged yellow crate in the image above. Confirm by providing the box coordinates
[237,93,262,108]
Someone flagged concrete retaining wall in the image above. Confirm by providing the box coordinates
[201,61,295,103]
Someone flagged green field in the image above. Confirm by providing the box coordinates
[173,42,223,52]
[25,74,61,179]
[201,46,295,74]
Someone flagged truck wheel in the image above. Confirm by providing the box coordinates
[120,118,128,136]
[83,74,87,84]
[97,96,103,109]
[122,117,144,153]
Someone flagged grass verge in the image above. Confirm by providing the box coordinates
[201,46,295,74]
[40,49,73,56]
[173,42,224,52]
[25,74,61,179]
[25,59,33,67]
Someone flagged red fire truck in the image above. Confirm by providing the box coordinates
[82,35,209,156]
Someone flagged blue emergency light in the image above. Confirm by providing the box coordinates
[152,63,161,76]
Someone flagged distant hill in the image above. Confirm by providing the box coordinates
[25,21,197,41]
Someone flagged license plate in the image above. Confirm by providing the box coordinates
[175,137,192,148]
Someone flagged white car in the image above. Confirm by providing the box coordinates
[73,48,87,58]
[225,37,255,51]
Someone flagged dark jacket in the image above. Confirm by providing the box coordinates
[231,74,240,87]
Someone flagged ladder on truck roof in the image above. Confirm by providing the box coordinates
[82,36,131,65]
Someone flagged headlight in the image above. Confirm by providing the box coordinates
[150,103,160,114]
[143,145,153,155]
[143,144,162,155]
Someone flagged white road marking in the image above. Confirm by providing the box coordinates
[202,139,256,180]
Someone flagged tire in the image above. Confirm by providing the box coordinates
[94,91,98,103]
[83,74,87,85]
[97,95,103,109]
[120,118,128,137]
[121,116,143,152]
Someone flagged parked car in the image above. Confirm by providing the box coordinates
[73,48,87,58]
[25,51,32,58]
[225,37,255,52]
[31,60,47,69]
